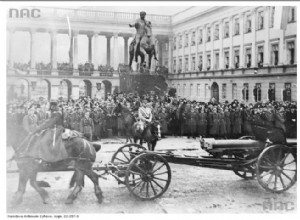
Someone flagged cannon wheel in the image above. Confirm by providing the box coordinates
[256,145,297,193]
[125,152,171,200]
[233,165,256,180]
[111,143,147,165]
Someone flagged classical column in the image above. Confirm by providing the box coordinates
[158,40,163,66]
[93,33,99,68]
[175,35,179,73]
[188,30,192,71]
[106,35,112,66]
[168,36,173,73]
[203,25,207,70]
[251,10,257,67]
[7,28,15,68]
[264,6,270,66]
[88,33,93,64]
[124,36,129,65]
[229,17,234,69]
[50,30,58,75]
[30,29,37,74]
[240,13,245,68]
[73,31,79,75]
[219,20,224,69]
[211,23,214,70]
[182,33,185,72]
[113,32,119,70]
[195,27,199,71]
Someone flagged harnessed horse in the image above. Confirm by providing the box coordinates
[8,125,103,205]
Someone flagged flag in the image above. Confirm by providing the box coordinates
[67,16,73,65]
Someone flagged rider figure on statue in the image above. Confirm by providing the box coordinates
[129,11,149,62]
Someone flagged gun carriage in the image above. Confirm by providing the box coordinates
[7,125,296,201]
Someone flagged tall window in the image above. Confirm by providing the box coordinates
[222,84,227,99]
[253,83,262,102]
[224,51,229,69]
[258,46,264,67]
[258,11,264,30]
[242,83,249,101]
[197,84,201,97]
[224,21,229,38]
[198,55,203,71]
[214,24,219,40]
[178,58,182,73]
[271,44,279,66]
[185,57,189,72]
[234,50,240,68]
[246,14,252,33]
[185,33,189,47]
[173,60,176,73]
[207,27,211,42]
[245,48,252,68]
[205,84,209,98]
[173,37,176,50]
[232,83,237,100]
[270,7,275,28]
[283,83,291,102]
[198,29,203,44]
[289,7,296,23]
[179,35,182,49]
[234,18,240,35]
[192,56,196,71]
[207,54,211,70]
[287,41,295,64]
[268,83,275,101]
[215,52,219,70]
[191,32,196,46]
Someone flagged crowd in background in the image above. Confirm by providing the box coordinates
[7,92,297,142]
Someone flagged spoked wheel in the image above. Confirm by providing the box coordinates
[233,165,256,180]
[111,144,147,165]
[256,145,297,193]
[125,152,171,200]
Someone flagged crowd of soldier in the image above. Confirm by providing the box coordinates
[7,93,297,142]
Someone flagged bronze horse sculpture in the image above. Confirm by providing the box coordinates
[129,22,158,72]
[8,125,103,205]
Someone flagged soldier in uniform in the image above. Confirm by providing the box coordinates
[198,107,208,138]
[22,107,38,133]
[224,105,231,138]
[80,111,94,141]
[92,107,101,140]
[208,107,219,138]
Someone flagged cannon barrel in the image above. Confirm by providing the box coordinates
[201,138,265,151]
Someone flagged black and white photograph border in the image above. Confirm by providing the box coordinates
[0,0,299,218]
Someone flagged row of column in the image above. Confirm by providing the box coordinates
[7,29,132,74]
[171,7,274,73]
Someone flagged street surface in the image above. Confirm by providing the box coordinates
[6,137,297,213]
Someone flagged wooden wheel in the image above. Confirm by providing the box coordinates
[256,145,297,193]
[125,152,171,200]
[111,144,147,165]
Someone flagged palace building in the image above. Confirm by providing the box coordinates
[6,6,297,103]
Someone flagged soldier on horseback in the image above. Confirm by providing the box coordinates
[129,11,149,62]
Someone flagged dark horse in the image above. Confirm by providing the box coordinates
[113,103,161,151]
[114,103,136,143]
[129,22,158,72]
[8,125,103,205]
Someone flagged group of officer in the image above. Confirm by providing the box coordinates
[7,92,297,142]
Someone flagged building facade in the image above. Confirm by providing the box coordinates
[6,6,297,103]
[167,6,297,103]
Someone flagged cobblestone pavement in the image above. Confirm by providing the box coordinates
[6,137,297,213]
